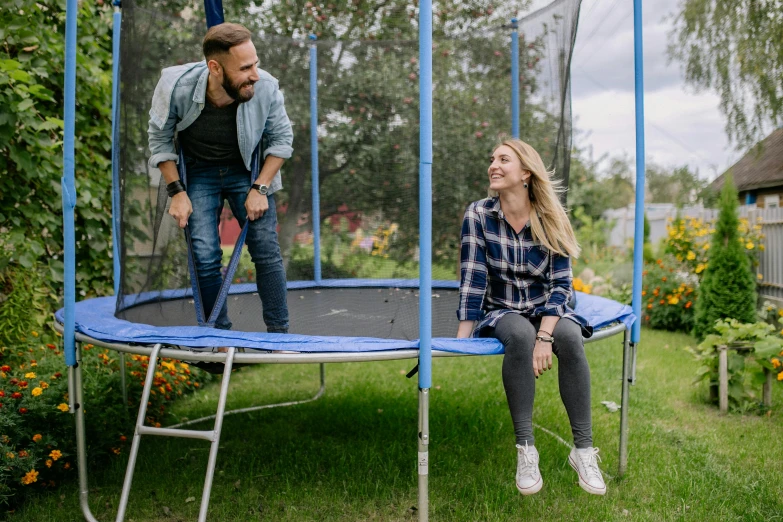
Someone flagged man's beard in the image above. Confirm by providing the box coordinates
[222,73,255,103]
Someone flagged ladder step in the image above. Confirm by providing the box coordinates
[138,426,216,442]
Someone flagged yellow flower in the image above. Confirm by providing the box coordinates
[57,403,69,412]
[31,331,39,338]
[32,387,43,397]
[759,244,765,251]
[49,450,62,461]
[702,243,710,250]
[667,296,679,305]
[746,242,754,249]
[32,434,42,443]
[45,459,53,468]
[22,470,38,485]
[757,273,763,280]
[573,278,584,292]
[686,251,696,261]
[24,372,36,379]
[779,372,783,382]
[6,452,15,459]
[772,358,781,369]
[695,264,706,274]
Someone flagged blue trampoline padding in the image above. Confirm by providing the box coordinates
[57,283,634,355]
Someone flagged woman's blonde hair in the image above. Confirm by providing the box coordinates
[489,138,580,258]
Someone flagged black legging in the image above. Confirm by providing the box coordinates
[491,313,593,449]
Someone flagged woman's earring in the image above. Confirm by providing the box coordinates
[523,182,529,189]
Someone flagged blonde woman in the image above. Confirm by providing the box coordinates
[456,139,606,496]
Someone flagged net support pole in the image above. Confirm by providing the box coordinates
[62,0,77,369]
[418,0,433,518]
[631,0,645,346]
[111,3,121,296]
[310,35,321,283]
[110,1,128,412]
[510,18,520,139]
[204,0,224,28]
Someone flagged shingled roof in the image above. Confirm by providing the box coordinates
[710,128,783,192]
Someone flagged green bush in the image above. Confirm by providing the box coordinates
[0,0,118,301]
[693,175,757,340]
[688,319,783,412]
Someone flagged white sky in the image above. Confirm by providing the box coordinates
[564,0,741,180]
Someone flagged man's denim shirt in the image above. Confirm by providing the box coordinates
[148,61,294,195]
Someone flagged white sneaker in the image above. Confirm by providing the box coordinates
[568,447,607,495]
[515,443,543,495]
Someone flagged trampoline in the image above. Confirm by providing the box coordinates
[58,0,648,520]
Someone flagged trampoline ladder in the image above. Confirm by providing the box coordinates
[115,344,235,522]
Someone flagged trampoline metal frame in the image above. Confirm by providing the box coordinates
[59,321,634,522]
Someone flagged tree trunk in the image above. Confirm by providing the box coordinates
[278,161,308,271]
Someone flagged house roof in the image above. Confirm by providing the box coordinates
[710,128,783,192]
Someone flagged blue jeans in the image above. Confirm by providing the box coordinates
[185,157,289,332]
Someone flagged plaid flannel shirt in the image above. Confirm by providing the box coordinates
[457,198,592,338]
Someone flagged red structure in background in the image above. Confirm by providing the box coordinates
[218,203,362,247]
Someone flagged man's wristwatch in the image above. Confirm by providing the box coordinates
[251,183,269,196]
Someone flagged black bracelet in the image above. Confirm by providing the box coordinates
[166,180,186,198]
[535,334,555,343]
[538,329,553,337]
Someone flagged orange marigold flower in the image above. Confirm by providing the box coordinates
[778,372,783,382]
[659,300,665,305]
[22,470,38,485]
[647,304,652,310]
[661,276,667,282]
[6,452,15,459]
[18,450,28,458]
[63,462,71,470]
[32,434,42,443]
[772,358,781,369]
[112,447,121,455]
[45,459,53,468]
[49,450,62,461]
[685,301,692,309]
[57,403,69,412]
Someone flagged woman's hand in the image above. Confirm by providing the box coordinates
[532,339,553,377]
[456,320,476,339]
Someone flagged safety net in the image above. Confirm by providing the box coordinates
[113,0,582,344]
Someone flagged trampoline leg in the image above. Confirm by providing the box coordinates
[198,347,235,522]
[418,387,429,522]
[71,342,100,522]
[618,330,631,477]
[116,343,163,522]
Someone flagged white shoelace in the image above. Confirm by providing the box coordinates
[517,443,539,478]
[577,447,603,481]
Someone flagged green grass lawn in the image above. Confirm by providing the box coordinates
[7,328,783,521]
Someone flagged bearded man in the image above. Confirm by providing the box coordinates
[148,22,293,334]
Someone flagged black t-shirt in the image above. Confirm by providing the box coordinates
[178,100,243,164]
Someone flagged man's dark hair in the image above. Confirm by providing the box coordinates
[203,23,252,61]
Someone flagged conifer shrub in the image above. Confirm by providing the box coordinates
[692,175,757,340]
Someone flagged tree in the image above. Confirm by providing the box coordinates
[646,163,708,207]
[668,0,783,147]
[692,174,757,340]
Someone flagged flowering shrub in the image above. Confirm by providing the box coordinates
[642,257,697,333]
[665,215,765,281]
[0,331,212,508]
